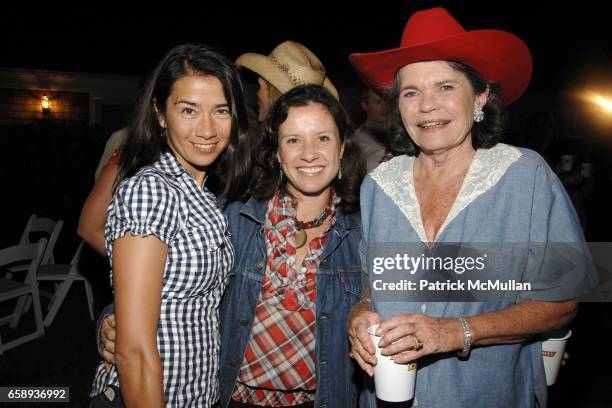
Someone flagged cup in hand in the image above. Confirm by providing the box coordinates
[541,329,571,386]
[368,324,417,402]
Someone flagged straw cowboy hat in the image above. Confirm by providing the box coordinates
[236,40,339,100]
[349,7,532,105]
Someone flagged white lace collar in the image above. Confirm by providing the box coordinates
[370,143,522,243]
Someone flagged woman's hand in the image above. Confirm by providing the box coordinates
[376,313,463,364]
[348,301,381,377]
[100,314,117,370]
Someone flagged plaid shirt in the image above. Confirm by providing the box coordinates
[232,191,337,406]
[91,151,234,407]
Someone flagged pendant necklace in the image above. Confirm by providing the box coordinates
[293,199,333,249]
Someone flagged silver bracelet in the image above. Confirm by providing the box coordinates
[457,317,472,359]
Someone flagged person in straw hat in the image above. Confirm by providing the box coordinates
[97,84,366,407]
[78,41,338,258]
[347,7,596,407]
[93,41,361,407]
[235,40,339,122]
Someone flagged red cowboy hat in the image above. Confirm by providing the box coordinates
[349,7,532,105]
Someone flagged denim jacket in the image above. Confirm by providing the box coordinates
[218,197,362,408]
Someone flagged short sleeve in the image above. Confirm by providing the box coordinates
[519,162,598,301]
[106,174,183,246]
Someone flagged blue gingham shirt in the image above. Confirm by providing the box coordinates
[91,150,234,407]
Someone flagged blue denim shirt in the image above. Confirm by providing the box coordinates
[218,197,363,408]
[359,145,595,408]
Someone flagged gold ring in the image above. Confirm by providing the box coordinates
[414,335,424,351]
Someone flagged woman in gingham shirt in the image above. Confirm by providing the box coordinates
[90,44,252,407]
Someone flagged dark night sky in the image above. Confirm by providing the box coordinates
[2,3,611,93]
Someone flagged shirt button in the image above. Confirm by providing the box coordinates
[301,266,307,273]
[421,304,427,313]
[255,260,265,269]
[319,313,329,319]
[320,360,328,365]
[239,319,249,326]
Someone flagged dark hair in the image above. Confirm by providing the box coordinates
[386,61,506,156]
[248,85,365,214]
[117,43,251,199]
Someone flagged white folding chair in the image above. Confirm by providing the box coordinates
[37,241,94,327]
[6,215,63,277]
[0,239,46,355]
[6,215,63,316]
[18,215,64,262]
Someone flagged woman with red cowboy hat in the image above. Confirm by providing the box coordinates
[348,7,596,407]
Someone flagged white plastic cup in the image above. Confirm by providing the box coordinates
[368,324,417,402]
[541,329,571,386]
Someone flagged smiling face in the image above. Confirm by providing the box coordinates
[156,74,231,184]
[397,60,488,155]
[277,102,344,200]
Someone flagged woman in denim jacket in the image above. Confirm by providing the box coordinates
[218,85,365,407]
[97,85,365,407]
